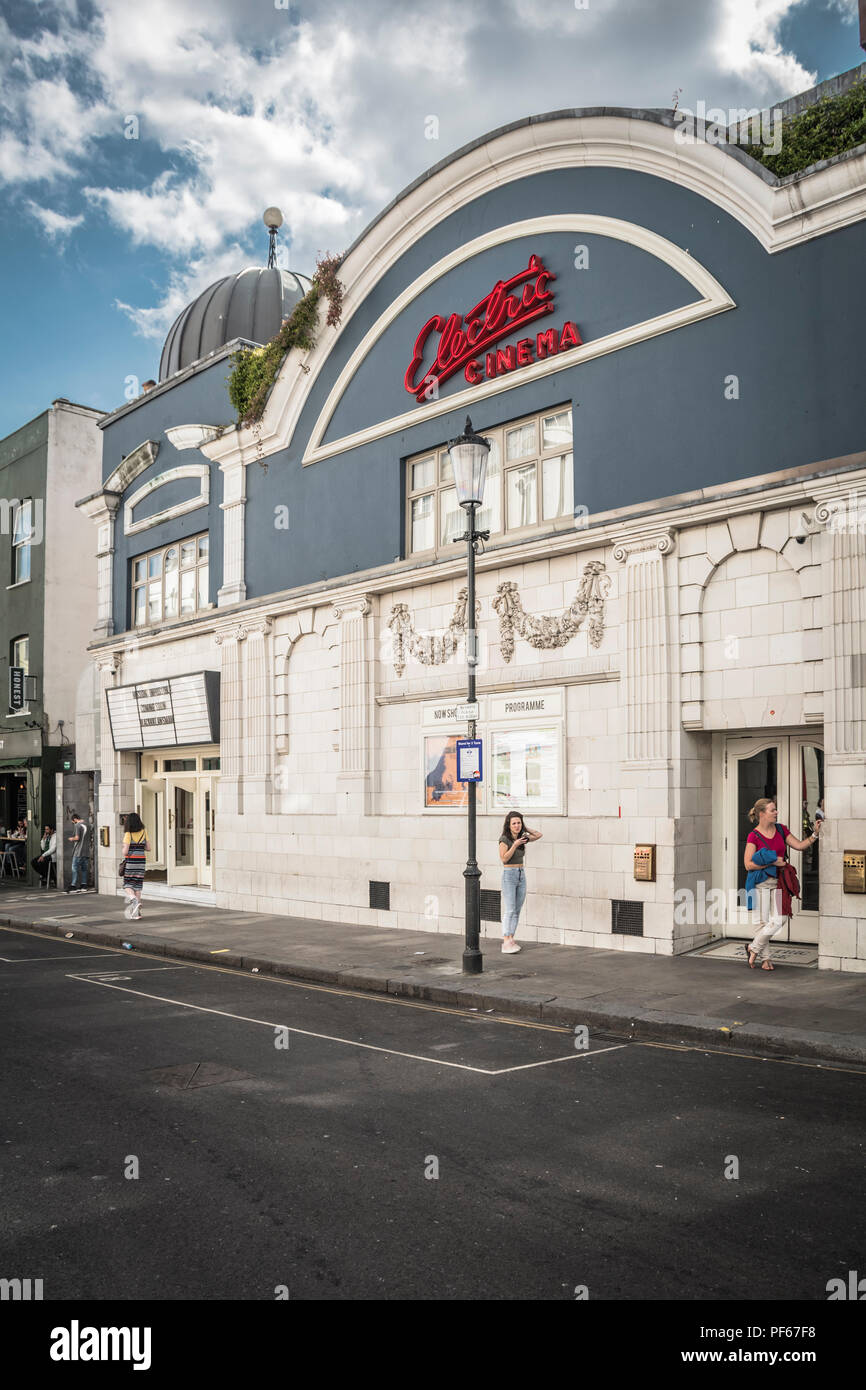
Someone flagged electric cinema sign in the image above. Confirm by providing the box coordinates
[403,254,582,403]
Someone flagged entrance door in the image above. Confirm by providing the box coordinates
[199,775,217,889]
[134,776,165,868]
[723,735,824,942]
[166,776,198,886]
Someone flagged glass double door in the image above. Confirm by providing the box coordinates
[134,773,217,888]
[724,734,824,942]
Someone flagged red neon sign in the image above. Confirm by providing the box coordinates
[403,254,582,402]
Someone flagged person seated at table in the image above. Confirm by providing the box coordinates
[31,825,56,884]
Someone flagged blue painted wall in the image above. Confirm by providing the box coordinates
[102,358,234,630]
[240,163,866,601]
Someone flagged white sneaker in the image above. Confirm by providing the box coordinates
[502,941,522,954]
[123,901,135,918]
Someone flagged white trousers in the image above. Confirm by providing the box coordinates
[748,881,787,961]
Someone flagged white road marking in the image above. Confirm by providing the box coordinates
[1,952,129,963]
[76,968,186,979]
[66,975,628,1075]
[489,1046,627,1073]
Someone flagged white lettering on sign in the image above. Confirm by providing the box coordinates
[106,673,218,750]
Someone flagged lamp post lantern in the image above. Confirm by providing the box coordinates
[447,415,491,974]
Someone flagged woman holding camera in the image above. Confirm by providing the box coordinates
[498,810,542,954]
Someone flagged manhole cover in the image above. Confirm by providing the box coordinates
[147,1062,251,1089]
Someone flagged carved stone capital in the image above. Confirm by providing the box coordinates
[95,651,123,676]
[612,528,676,563]
[215,617,272,645]
[332,594,373,622]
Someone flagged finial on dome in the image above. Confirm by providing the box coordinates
[263,207,283,268]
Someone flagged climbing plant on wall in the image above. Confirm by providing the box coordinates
[227,251,344,426]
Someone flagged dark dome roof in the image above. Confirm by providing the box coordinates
[159,266,311,380]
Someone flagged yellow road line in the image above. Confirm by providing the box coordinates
[635,1039,866,1076]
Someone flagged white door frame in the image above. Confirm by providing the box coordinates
[165,774,198,887]
[719,731,822,942]
[199,774,217,889]
[134,776,166,869]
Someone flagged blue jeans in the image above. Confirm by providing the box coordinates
[501,866,526,936]
[71,857,88,889]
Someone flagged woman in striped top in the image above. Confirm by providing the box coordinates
[122,812,150,920]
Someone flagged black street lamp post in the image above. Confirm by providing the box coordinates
[447,416,491,974]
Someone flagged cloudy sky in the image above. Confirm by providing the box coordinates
[0,0,862,434]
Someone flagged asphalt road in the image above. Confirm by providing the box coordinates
[2,924,864,1301]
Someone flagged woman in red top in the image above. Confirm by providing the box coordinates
[744,797,820,970]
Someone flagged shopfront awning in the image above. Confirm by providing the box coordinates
[0,757,39,769]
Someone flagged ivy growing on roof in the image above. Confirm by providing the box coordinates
[227,252,344,426]
[738,79,866,178]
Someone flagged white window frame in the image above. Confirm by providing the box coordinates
[486,720,565,817]
[406,404,574,558]
[11,500,33,585]
[131,533,210,629]
[416,691,566,815]
[124,464,210,537]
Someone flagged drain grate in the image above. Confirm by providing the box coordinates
[147,1062,251,1089]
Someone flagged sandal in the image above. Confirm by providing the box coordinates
[761,960,774,971]
[747,948,757,968]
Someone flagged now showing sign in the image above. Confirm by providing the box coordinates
[105,671,220,749]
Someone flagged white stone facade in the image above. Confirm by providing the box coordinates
[93,455,866,971]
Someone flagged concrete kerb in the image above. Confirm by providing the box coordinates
[3,913,865,1067]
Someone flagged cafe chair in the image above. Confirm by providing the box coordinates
[0,847,22,879]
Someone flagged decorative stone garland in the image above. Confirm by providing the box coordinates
[385,562,609,675]
[387,587,479,678]
[492,561,610,661]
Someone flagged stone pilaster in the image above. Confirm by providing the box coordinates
[214,624,245,814]
[611,529,680,952]
[332,594,375,815]
[242,619,273,815]
[78,493,122,637]
[812,476,866,969]
[612,530,675,766]
[218,459,247,606]
[95,651,127,886]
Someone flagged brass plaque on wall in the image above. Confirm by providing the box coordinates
[634,844,656,882]
[842,851,866,893]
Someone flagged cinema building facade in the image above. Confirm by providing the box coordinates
[82,97,866,969]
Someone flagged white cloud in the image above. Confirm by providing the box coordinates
[24,200,84,239]
[0,0,833,341]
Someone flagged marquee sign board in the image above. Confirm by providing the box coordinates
[404,254,582,402]
[105,671,220,750]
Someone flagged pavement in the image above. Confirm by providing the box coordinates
[1,884,865,1066]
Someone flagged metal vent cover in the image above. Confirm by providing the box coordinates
[612,899,644,936]
[369,880,390,910]
[480,889,501,922]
